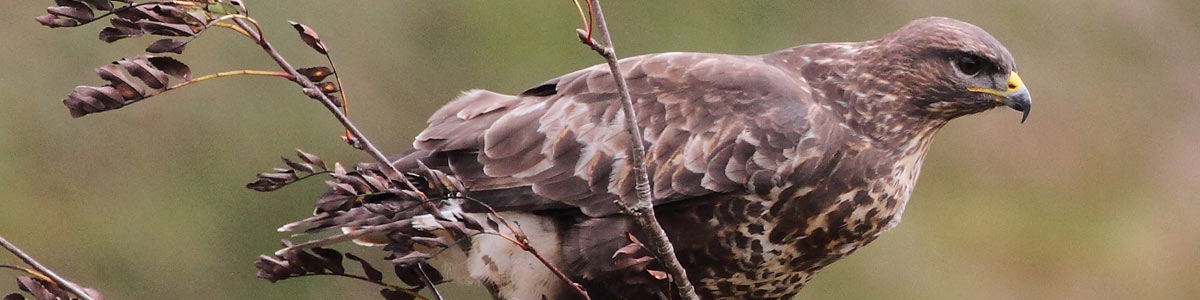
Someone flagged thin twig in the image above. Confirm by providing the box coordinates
[459,196,592,299]
[322,52,355,144]
[203,14,254,40]
[102,69,290,112]
[213,22,252,38]
[152,69,292,96]
[227,17,434,212]
[416,263,444,300]
[0,264,54,284]
[522,239,591,299]
[0,236,96,300]
[574,1,700,299]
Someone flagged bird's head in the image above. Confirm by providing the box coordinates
[869,17,1031,122]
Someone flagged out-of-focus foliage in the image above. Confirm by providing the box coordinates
[1,0,1196,299]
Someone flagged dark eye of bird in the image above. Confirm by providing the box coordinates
[955,55,982,76]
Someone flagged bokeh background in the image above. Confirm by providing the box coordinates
[2,1,1197,299]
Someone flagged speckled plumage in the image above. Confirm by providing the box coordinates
[325,17,1028,299]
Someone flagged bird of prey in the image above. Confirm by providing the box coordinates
[284,16,1031,300]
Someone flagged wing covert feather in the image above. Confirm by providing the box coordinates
[411,52,817,216]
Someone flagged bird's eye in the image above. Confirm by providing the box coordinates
[955,55,985,76]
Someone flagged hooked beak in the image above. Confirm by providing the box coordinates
[969,71,1033,123]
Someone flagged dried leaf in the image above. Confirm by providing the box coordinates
[63,85,126,118]
[485,216,500,232]
[332,173,371,193]
[296,149,327,171]
[150,4,201,27]
[257,169,298,183]
[281,157,316,174]
[361,174,390,192]
[96,64,145,98]
[410,236,450,248]
[112,5,152,21]
[392,264,426,287]
[296,66,332,82]
[647,269,669,280]
[35,14,79,28]
[293,250,326,274]
[16,276,65,300]
[613,242,642,258]
[47,2,94,21]
[353,162,375,173]
[310,247,345,274]
[98,18,143,42]
[63,88,98,118]
[317,81,338,94]
[333,162,347,176]
[254,255,294,283]
[414,161,444,195]
[344,253,383,282]
[135,19,194,37]
[419,263,444,284]
[110,82,144,101]
[613,255,654,270]
[626,232,641,245]
[428,168,460,193]
[288,21,328,54]
[92,86,125,108]
[326,181,357,196]
[390,251,432,267]
[246,179,281,192]
[315,192,351,212]
[461,215,484,231]
[147,56,191,80]
[116,57,168,90]
[145,38,187,54]
[81,0,113,11]
[446,175,466,192]
[379,288,415,300]
[77,86,124,108]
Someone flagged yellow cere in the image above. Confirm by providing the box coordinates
[1006,72,1025,93]
[968,71,1023,100]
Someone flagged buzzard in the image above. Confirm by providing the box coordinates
[286,16,1031,299]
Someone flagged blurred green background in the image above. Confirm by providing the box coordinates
[2,0,1197,299]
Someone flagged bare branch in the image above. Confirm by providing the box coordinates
[0,236,97,300]
[574,1,700,299]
